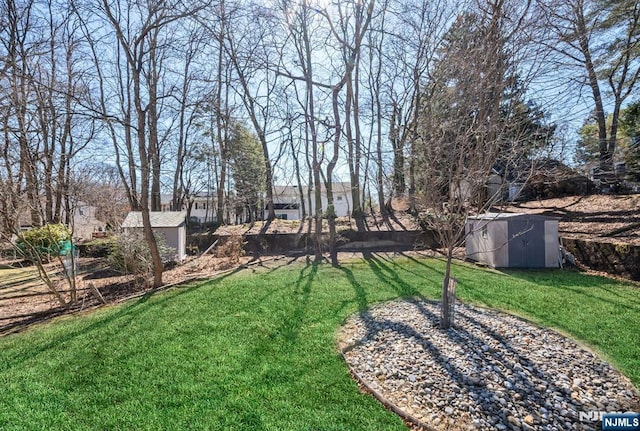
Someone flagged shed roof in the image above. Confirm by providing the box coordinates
[467,212,560,221]
[122,211,187,228]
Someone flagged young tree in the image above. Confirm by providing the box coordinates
[416,1,537,329]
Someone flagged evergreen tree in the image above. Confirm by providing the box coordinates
[621,101,640,181]
[228,123,266,223]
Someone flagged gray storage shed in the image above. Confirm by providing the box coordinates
[122,211,187,262]
[465,213,560,268]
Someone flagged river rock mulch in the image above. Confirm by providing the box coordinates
[337,299,640,431]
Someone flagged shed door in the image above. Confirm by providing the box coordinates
[508,220,545,268]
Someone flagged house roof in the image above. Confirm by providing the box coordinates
[122,211,187,228]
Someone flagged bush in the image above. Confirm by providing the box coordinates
[108,233,151,275]
[108,232,175,275]
[17,224,71,262]
[80,239,114,258]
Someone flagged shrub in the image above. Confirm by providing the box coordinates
[108,233,151,275]
[80,238,114,258]
[17,224,71,262]
[108,232,175,275]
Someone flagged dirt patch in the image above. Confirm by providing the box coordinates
[0,254,253,335]
[216,194,640,245]
[504,194,640,245]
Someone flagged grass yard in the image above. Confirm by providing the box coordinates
[0,255,638,430]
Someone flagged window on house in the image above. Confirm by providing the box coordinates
[482,225,488,239]
[337,195,343,201]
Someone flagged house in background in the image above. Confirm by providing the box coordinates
[121,211,187,262]
[72,202,107,241]
[266,182,353,220]
[13,201,106,242]
[160,194,216,224]
[269,185,303,220]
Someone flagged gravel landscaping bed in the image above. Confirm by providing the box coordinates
[338,299,640,431]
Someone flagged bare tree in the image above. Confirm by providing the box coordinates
[538,0,640,183]
[416,0,537,329]
[84,0,205,287]
[317,0,375,263]
[386,0,455,214]
[221,3,280,222]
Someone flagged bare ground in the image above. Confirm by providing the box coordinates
[503,194,640,245]
[219,194,640,245]
[0,254,254,335]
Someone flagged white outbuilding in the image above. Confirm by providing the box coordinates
[465,213,560,268]
[122,211,187,262]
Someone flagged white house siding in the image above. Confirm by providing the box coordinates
[268,183,353,220]
[273,209,300,220]
[159,194,216,223]
[190,199,216,223]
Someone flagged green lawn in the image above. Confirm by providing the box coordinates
[0,255,638,430]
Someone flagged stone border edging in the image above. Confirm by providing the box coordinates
[338,298,640,431]
[339,349,436,431]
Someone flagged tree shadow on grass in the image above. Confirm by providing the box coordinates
[500,269,640,309]
[274,261,317,345]
[0,265,250,368]
[365,254,432,298]
[333,254,636,427]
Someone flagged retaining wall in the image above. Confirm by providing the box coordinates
[561,237,640,281]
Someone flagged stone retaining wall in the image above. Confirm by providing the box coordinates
[561,237,640,281]
[188,230,437,256]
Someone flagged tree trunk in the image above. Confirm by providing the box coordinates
[440,250,453,329]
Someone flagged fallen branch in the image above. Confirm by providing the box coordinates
[88,282,106,304]
[199,239,219,257]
